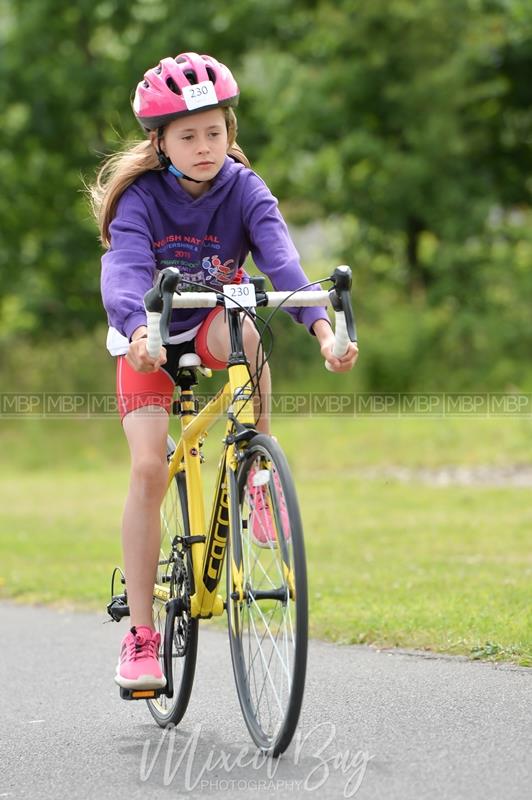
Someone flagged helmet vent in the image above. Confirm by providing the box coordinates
[166,77,181,95]
[206,66,216,83]
[155,64,162,74]
[175,56,187,64]
[143,80,149,89]
[184,69,198,84]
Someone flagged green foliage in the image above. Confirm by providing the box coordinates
[0,0,531,391]
[248,2,532,252]
[0,325,114,392]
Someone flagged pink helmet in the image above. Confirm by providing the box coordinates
[133,52,240,130]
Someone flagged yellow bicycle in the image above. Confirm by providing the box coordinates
[106,266,356,755]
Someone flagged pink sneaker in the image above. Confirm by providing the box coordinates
[247,467,290,548]
[115,626,166,690]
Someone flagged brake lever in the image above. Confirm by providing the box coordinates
[328,265,357,343]
[160,270,181,343]
[143,267,181,343]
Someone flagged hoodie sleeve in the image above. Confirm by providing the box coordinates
[242,172,330,334]
[100,187,155,340]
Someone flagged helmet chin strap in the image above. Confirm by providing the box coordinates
[156,127,203,184]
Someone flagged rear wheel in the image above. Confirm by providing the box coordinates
[226,434,308,755]
[147,436,198,727]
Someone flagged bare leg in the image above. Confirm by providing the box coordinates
[205,312,271,434]
[121,406,169,629]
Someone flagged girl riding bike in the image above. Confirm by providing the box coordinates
[89,51,358,691]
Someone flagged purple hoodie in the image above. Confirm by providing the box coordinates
[101,156,329,341]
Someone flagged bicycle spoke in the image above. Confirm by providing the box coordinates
[227,436,307,754]
[247,596,292,684]
[247,606,289,728]
[247,607,287,715]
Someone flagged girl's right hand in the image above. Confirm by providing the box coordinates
[126,329,167,373]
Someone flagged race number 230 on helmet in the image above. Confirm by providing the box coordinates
[132,52,240,131]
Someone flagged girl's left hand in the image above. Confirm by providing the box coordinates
[320,339,359,372]
[312,319,359,372]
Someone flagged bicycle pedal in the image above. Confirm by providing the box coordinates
[119,687,165,701]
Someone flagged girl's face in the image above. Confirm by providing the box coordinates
[155,108,229,190]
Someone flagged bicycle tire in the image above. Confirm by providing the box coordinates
[226,433,308,756]
[147,435,198,727]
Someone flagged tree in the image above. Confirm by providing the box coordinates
[0,0,531,343]
[0,0,259,335]
[243,0,532,296]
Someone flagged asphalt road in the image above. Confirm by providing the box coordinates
[1,602,530,800]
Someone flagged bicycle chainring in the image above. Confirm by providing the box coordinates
[170,555,192,658]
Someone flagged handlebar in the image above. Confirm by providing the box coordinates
[143,266,357,369]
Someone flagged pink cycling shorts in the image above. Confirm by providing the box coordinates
[116,307,225,421]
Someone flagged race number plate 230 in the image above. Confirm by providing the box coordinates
[223,283,257,309]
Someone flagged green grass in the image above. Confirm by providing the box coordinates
[3,413,532,471]
[0,416,531,666]
[302,477,531,665]
[0,470,125,606]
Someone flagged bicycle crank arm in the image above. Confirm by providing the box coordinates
[233,587,290,603]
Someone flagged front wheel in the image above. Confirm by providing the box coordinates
[226,434,308,756]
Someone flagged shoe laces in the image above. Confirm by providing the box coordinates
[125,627,158,661]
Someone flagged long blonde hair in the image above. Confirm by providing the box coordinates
[88,107,250,248]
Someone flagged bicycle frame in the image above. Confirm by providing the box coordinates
[111,264,355,748]
[153,309,256,621]
[146,266,355,624]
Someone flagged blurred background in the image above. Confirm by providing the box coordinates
[0,0,530,661]
[1,0,532,391]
